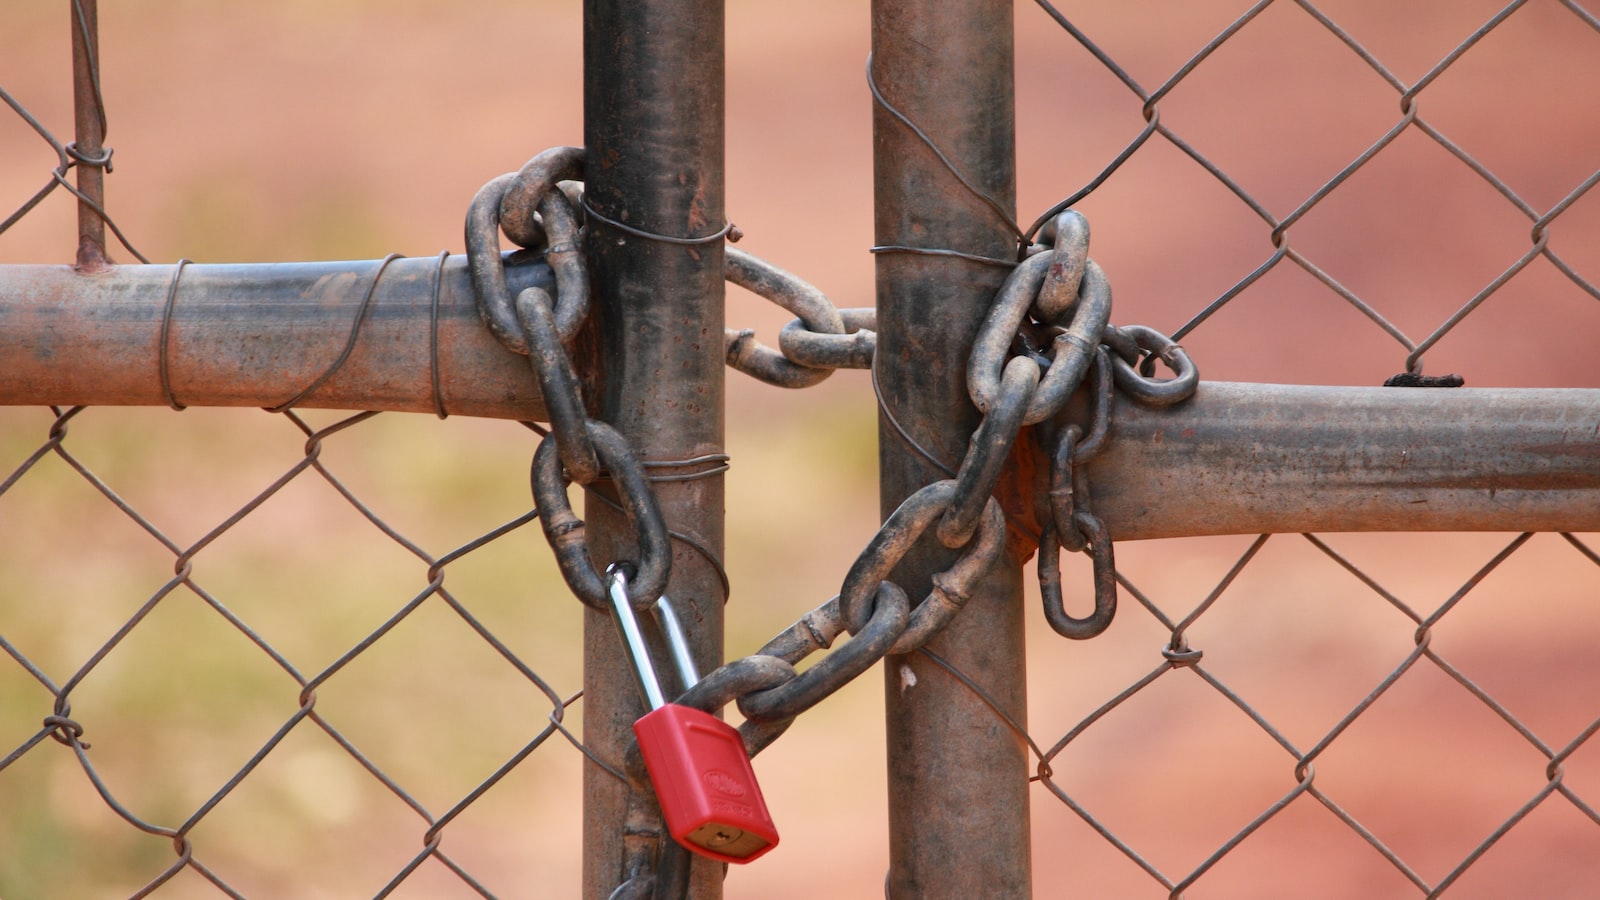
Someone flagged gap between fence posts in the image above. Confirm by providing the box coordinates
[872,1,1034,896]
[581,0,728,897]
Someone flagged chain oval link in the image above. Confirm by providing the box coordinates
[675,654,798,757]
[1046,346,1113,553]
[465,146,587,355]
[1033,208,1090,323]
[1109,323,1199,408]
[938,356,1037,547]
[1033,259,1112,415]
[968,232,1112,426]
[515,286,600,485]
[778,307,877,371]
[1039,510,1117,640]
[736,583,910,724]
[529,420,670,610]
[839,480,1006,640]
[723,247,846,388]
[886,499,1005,655]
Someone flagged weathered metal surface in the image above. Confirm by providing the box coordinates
[0,257,555,418]
[70,0,109,270]
[3,266,1591,540]
[872,0,1035,896]
[1081,382,1600,539]
[581,0,729,896]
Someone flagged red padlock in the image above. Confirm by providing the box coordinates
[608,566,780,864]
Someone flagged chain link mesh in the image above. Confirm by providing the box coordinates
[0,1,144,265]
[0,406,608,896]
[0,7,603,895]
[988,2,1600,895]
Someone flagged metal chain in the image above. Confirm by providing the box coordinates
[464,150,1200,895]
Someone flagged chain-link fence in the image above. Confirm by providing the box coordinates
[4,1,1600,897]
[1002,1,1600,896]
[0,4,604,896]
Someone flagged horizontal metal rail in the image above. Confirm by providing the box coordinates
[1086,382,1600,538]
[0,256,558,419]
[1,263,1594,535]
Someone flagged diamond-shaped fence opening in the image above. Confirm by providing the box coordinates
[1412,1,1600,207]
[1147,539,1420,749]
[1440,798,1600,897]
[1314,660,1556,880]
[61,585,304,812]
[1413,534,1600,737]
[1041,670,1298,866]
[307,598,565,809]
[176,721,499,899]
[1278,129,1539,341]
[1138,0,1405,213]
[1190,794,1429,899]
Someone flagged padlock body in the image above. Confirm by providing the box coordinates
[633,703,779,864]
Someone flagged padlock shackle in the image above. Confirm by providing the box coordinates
[608,565,667,710]
[607,564,703,710]
[650,594,702,694]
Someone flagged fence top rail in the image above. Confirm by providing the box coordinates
[0,256,558,420]
[1083,381,1600,540]
[1,257,1594,538]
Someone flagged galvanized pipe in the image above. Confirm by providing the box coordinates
[1084,382,1600,539]
[871,1,1034,897]
[0,258,555,418]
[581,0,728,896]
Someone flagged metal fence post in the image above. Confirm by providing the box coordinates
[872,1,1033,896]
[69,0,109,270]
[581,0,727,897]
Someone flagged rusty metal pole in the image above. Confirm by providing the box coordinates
[581,0,727,897]
[872,1,1032,897]
[0,257,556,417]
[69,0,109,270]
[1084,382,1600,538]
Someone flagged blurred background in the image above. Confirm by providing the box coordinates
[2,0,1599,896]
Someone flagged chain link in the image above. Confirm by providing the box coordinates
[464,151,1200,889]
[778,306,877,371]
[529,419,672,611]
[725,248,849,388]
[969,211,1113,427]
[465,146,588,356]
